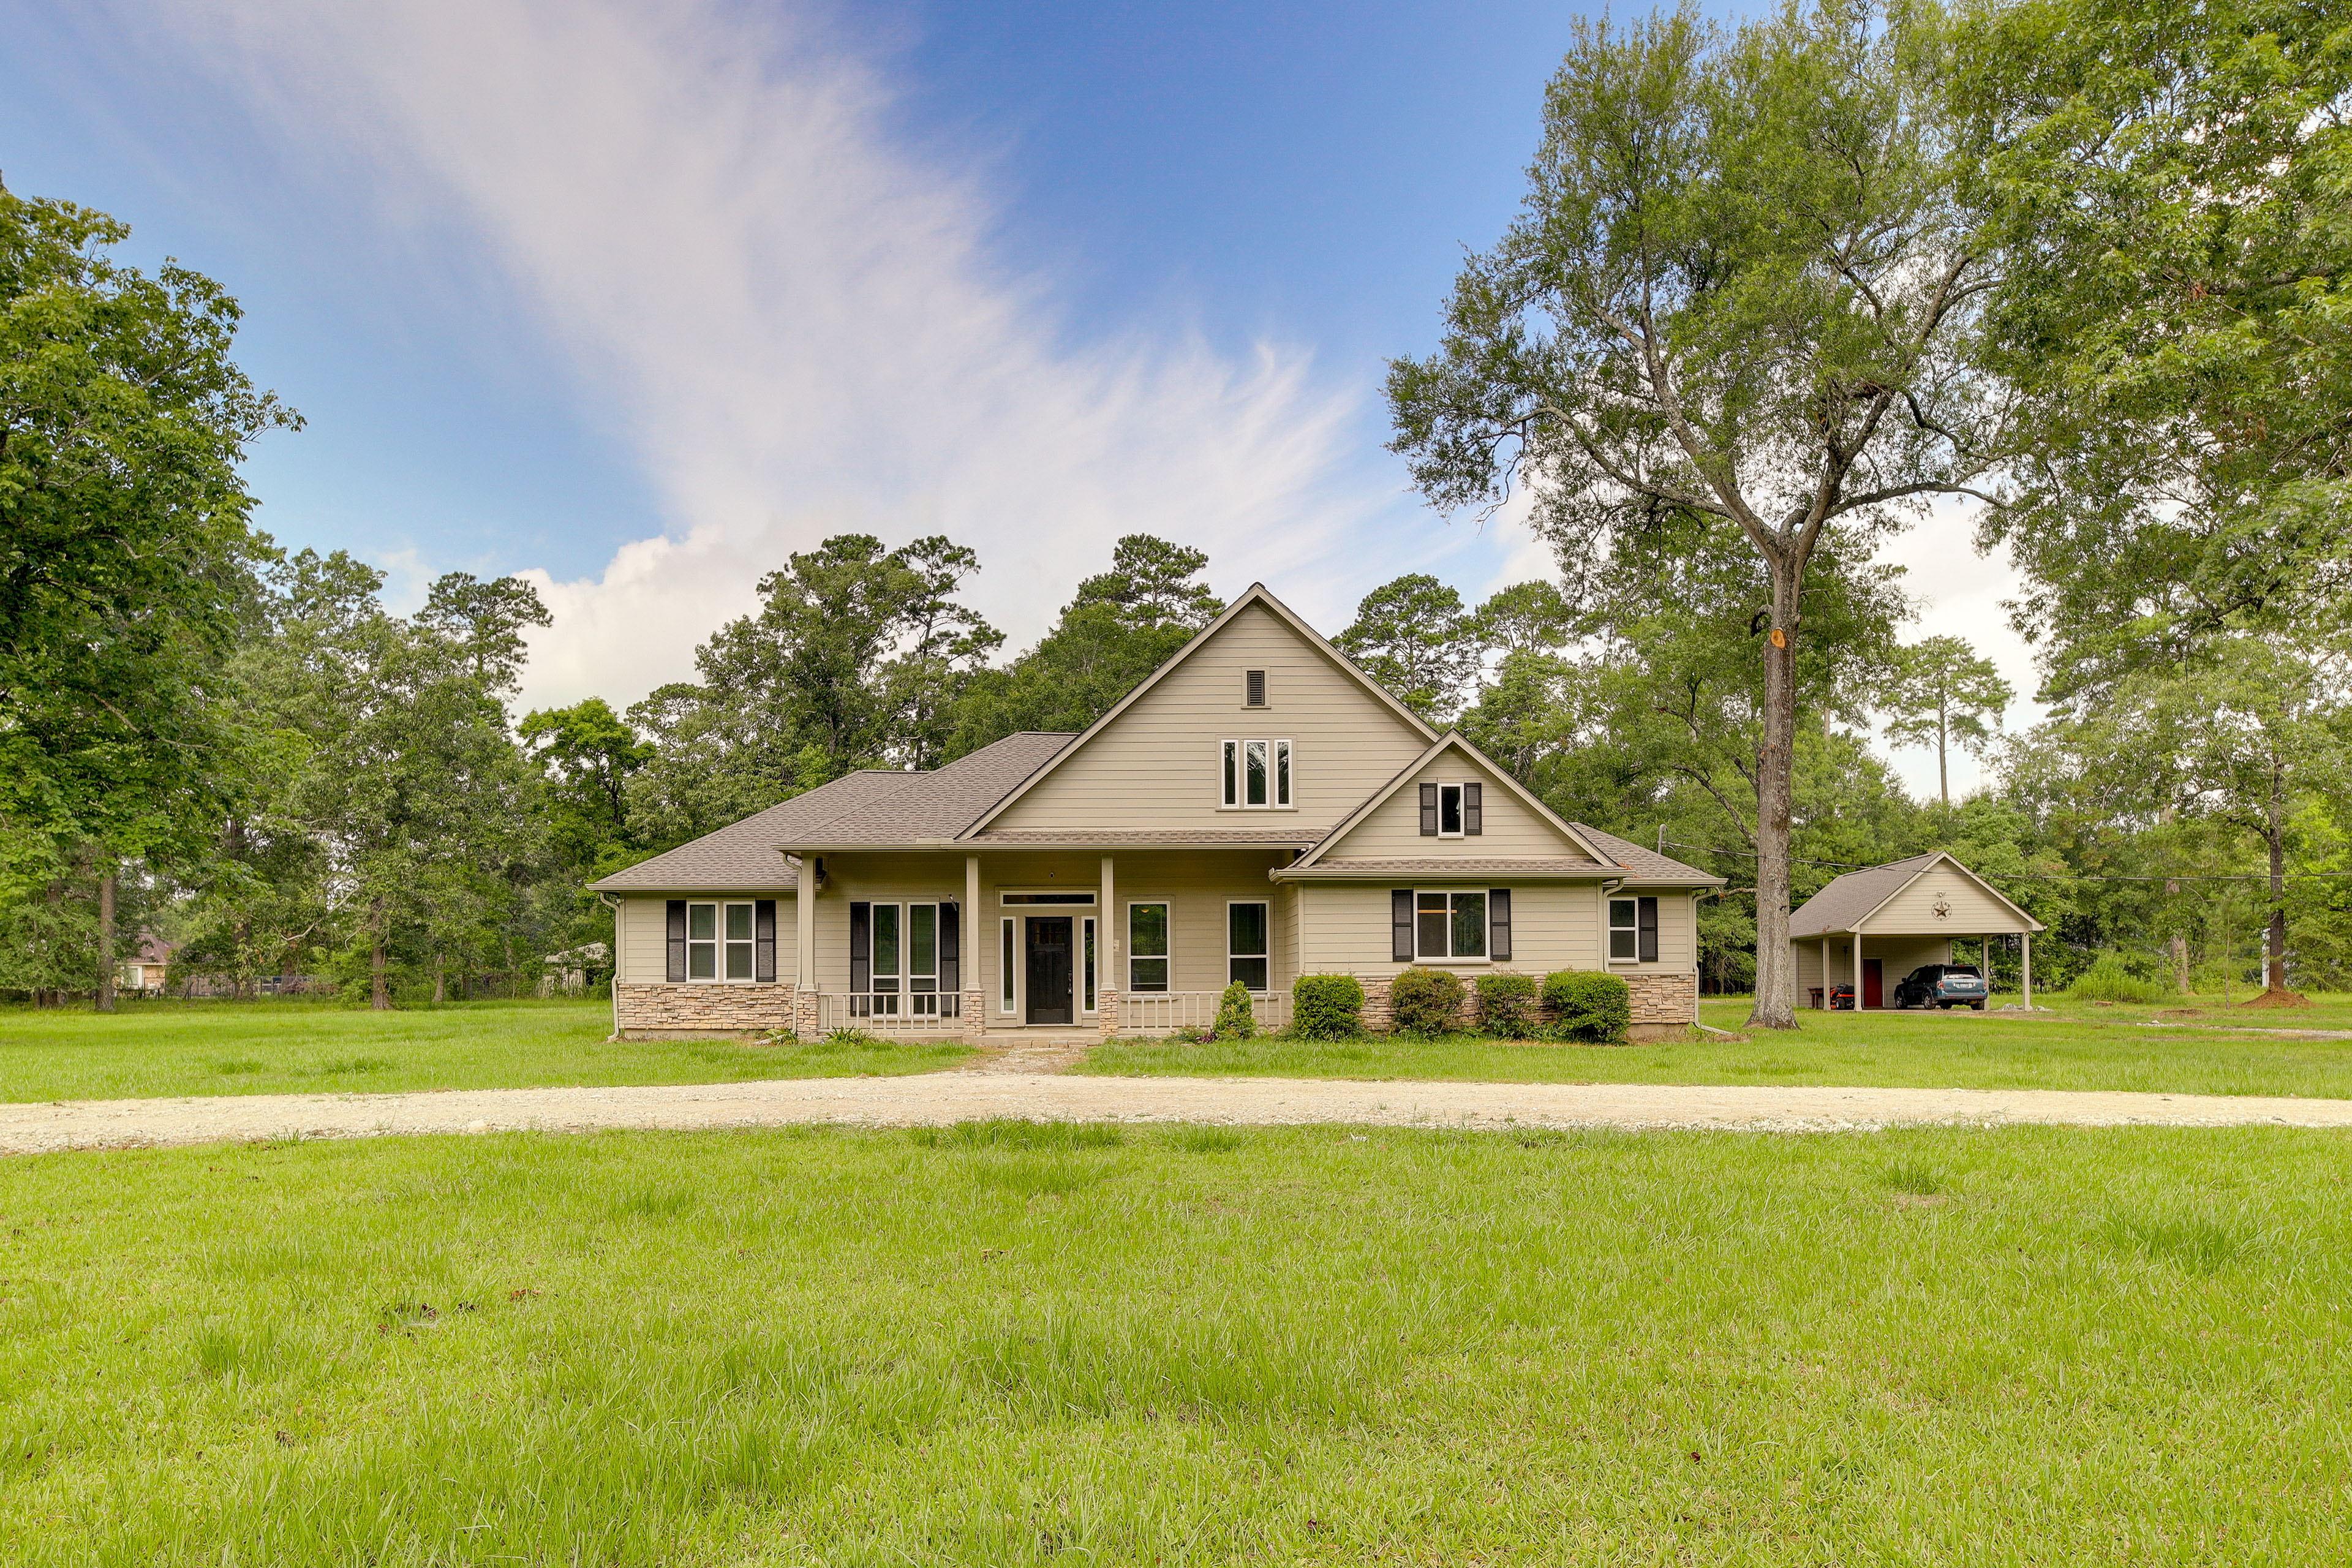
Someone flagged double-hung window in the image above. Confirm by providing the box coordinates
[1415,890,1488,962]
[1610,897,1659,963]
[852,901,953,1016]
[686,901,755,981]
[1128,902,1169,992]
[1228,901,1270,991]
[1220,739,1293,809]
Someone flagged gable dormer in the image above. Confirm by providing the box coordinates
[1303,736,1608,864]
[973,586,1434,835]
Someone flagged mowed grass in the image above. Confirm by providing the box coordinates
[4,1122,2348,1564]
[0,998,970,1103]
[1083,993,2352,1099]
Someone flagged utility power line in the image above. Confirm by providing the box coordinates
[1656,839,2350,885]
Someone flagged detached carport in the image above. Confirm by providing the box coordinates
[1789,852,2045,1009]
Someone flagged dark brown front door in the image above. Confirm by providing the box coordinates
[1026,918,1073,1025]
[1863,959,1883,1010]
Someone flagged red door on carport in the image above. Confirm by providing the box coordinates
[1863,959,1883,1009]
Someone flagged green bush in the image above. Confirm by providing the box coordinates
[1542,970,1632,1044]
[2068,952,2169,1005]
[1292,974,1366,1039]
[1213,980,1257,1039]
[1475,972,1540,1039]
[1389,967,1466,1035]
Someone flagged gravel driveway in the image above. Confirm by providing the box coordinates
[7,1075,2352,1154]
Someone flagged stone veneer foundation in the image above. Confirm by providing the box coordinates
[615,981,797,1038]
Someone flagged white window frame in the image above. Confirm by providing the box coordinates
[687,900,758,984]
[1414,889,1490,964]
[1436,783,1466,839]
[1227,899,1271,992]
[1608,897,1639,963]
[1000,916,1017,1014]
[1128,900,1171,993]
[1219,739,1295,810]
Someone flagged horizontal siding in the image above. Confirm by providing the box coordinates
[1321,744,1577,859]
[1863,871,2029,935]
[990,601,1430,832]
[616,892,797,986]
[1297,882,1602,978]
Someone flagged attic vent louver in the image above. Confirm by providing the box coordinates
[1245,669,1267,707]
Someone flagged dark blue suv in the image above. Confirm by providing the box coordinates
[1895,963,1989,1011]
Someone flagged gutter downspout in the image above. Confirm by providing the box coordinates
[596,893,623,1040]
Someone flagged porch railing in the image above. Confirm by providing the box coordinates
[1117,990,1289,1036]
[815,991,962,1036]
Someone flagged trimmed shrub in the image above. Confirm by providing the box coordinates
[1389,966,1466,1035]
[1292,974,1366,1040]
[1213,980,1257,1039]
[2068,952,2168,1005]
[1542,970,1632,1044]
[1476,972,1540,1039]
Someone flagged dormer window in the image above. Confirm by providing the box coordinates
[1244,669,1267,707]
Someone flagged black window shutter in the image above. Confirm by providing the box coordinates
[940,902,960,992]
[1419,783,1439,836]
[755,899,777,982]
[1638,896,1659,963]
[1391,889,1415,962]
[1489,888,1512,961]
[850,902,872,994]
[666,900,687,982]
[1464,782,1483,836]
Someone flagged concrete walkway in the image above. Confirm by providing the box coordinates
[7,1075,2352,1155]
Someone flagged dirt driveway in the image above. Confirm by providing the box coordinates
[7,1074,2352,1155]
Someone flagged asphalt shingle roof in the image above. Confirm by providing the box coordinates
[588,733,1074,892]
[1786,852,1943,937]
[1569,824,1723,884]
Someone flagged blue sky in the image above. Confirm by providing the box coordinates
[1,0,2026,796]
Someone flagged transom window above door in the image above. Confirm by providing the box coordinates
[1220,739,1292,809]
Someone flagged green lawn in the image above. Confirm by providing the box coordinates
[0,998,969,1103]
[4,1121,2345,1563]
[1082,991,2352,1098]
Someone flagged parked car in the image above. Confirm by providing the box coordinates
[1895,963,1989,1010]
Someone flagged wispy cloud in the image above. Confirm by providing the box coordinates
[148,0,1394,710]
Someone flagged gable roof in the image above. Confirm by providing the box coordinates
[960,583,1438,839]
[1292,732,1613,870]
[1788,851,2041,938]
[588,732,1072,891]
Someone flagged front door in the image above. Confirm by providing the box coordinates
[1025,917,1074,1025]
[1863,959,1883,1010]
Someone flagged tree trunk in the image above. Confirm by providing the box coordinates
[432,952,446,1005]
[1936,693,1950,814]
[371,899,391,1011]
[2265,756,2288,993]
[1748,562,1801,1031]
[96,870,118,1014]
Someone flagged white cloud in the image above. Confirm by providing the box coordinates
[147,0,1393,711]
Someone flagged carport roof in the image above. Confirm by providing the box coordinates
[1789,851,2041,939]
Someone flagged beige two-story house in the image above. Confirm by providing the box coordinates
[590,584,1720,1041]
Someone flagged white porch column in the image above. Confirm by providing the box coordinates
[1099,856,1118,1038]
[1853,929,1865,1009]
[2021,930,2032,1010]
[1820,937,1831,1009]
[795,853,817,1038]
[964,856,984,1040]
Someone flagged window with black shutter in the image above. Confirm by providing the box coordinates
[1392,889,1416,962]
[1489,888,1512,961]
[1638,896,1659,963]
[1419,783,1439,836]
[940,902,960,993]
[666,900,687,982]
[755,899,776,982]
[1463,782,1482,836]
